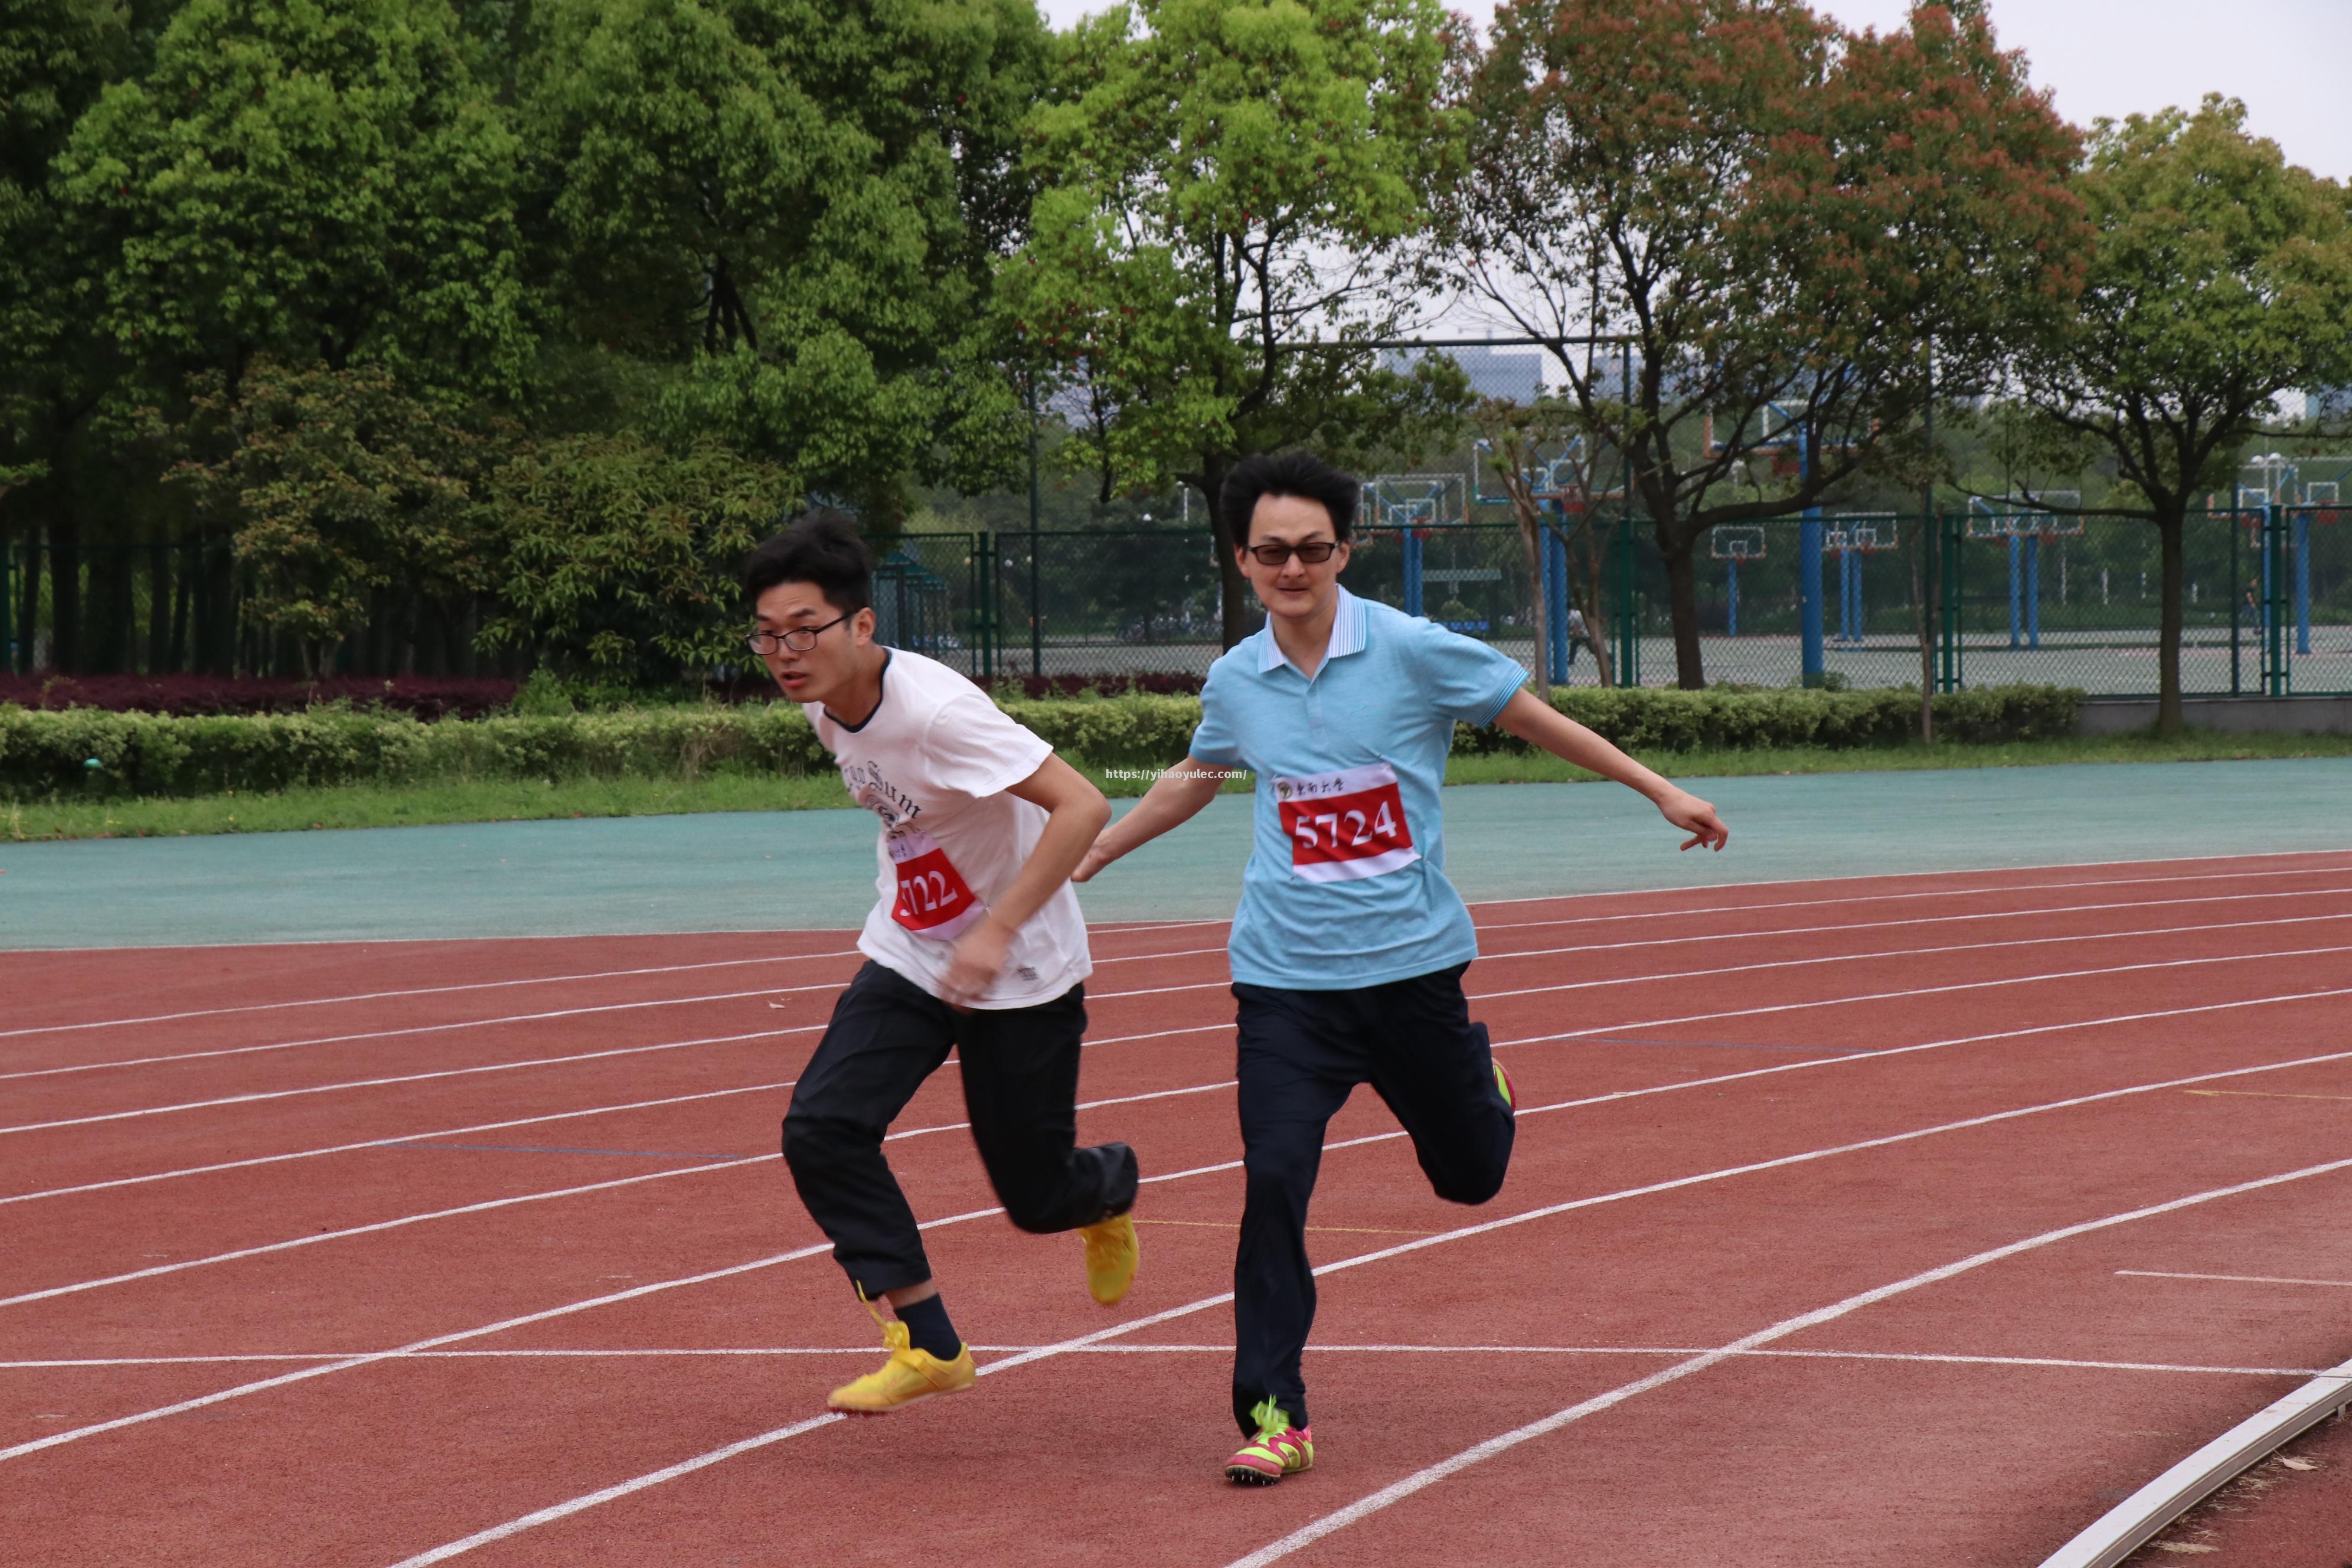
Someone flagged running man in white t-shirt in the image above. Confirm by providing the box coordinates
[749,510,1141,1415]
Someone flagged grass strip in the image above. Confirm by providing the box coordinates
[6,731,2347,842]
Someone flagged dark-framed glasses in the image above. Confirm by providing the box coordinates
[1243,540,1340,566]
[746,612,850,655]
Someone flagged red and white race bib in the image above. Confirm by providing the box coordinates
[1273,762,1420,883]
[887,828,986,940]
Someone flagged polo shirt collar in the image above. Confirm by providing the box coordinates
[1256,586,1368,675]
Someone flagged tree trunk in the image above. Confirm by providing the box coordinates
[48,501,81,672]
[1660,528,1705,689]
[15,531,40,674]
[2156,509,2186,736]
[1204,452,1252,650]
[1913,513,1936,744]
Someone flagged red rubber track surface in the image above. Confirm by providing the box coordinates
[5,852,2352,1566]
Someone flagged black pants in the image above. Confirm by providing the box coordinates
[783,960,1138,1298]
[1231,963,1513,1434]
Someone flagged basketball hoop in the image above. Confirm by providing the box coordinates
[1709,525,1766,561]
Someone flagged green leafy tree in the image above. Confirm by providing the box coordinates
[524,0,1046,514]
[170,358,489,674]
[1005,0,1470,648]
[0,0,140,665]
[1446,0,2084,687]
[480,434,796,675]
[2013,97,2352,733]
[55,0,536,397]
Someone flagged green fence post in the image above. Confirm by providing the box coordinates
[2229,508,2242,696]
[2264,504,2289,697]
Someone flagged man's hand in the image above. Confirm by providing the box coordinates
[942,914,1013,1009]
[1071,837,1116,884]
[1658,788,1729,851]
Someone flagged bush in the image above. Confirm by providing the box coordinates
[1450,684,2082,756]
[0,674,520,720]
[0,684,2084,799]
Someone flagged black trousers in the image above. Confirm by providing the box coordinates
[783,960,1138,1298]
[1230,963,1514,1434]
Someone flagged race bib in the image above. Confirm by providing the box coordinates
[887,828,985,940]
[1272,762,1420,883]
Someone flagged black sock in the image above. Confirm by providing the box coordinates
[894,1294,961,1361]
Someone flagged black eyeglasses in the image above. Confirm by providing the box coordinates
[746,612,851,655]
[1242,540,1340,566]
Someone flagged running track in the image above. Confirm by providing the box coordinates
[5,851,2351,1566]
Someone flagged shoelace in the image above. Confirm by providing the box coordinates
[1246,1397,1295,1446]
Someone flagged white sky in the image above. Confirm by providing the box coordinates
[1035,0,2352,183]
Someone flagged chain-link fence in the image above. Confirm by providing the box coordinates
[900,509,2352,696]
[13,510,2348,696]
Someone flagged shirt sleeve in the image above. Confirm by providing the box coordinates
[922,689,1054,799]
[1187,660,1244,769]
[1412,618,1530,726]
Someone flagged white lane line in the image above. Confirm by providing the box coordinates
[1219,1151,2352,1568]
[21,914,2342,1132]
[1471,912,2352,997]
[0,930,1233,1051]
[0,1027,819,1137]
[15,954,2350,1220]
[1478,946,2352,1043]
[1464,850,2352,916]
[0,1081,794,1208]
[0,1020,1226,1208]
[374,1073,2352,1566]
[0,951,861,1043]
[22,1026,2352,1478]
[0,1077,1233,1309]
[8,1348,2321,1377]
[1477,887,2352,955]
[25,883,2347,1091]
[2118,1269,2352,1289]
[0,983,837,1085]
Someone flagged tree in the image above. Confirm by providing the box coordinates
[2012,97,2352,734]
[0,0,139,669]
[479,433,796,675]
[56,0,536,398]
[1446,0,2083,687]
[169,358,489,675]
[1469,394,1611,695]
[1006,0,1470,648]
[524,0,1047,514]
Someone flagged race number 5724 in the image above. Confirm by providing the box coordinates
[1273,762,1421,883]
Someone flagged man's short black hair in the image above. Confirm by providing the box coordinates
[743,507,873,615]
[1221,450,1358,544]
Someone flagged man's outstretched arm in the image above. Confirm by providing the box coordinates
[940,753,1110,1005]
[1072,757,1230,883]
[1493,690,1729,851]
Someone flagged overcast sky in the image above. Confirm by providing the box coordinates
[1034,0,2352,182]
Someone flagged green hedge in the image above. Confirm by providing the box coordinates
[1448,684,2083,756]
[0,685,2081,799]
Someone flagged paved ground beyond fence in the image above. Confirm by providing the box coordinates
[2,759,2346,949]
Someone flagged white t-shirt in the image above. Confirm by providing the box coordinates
[807,649,1091,1008]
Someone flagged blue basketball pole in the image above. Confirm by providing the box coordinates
[1542,521,1570,677]
[1403,529,1424,618]
[1798,430,1824,685]
[2007,534,2023,648]
[1726,556,1740,638]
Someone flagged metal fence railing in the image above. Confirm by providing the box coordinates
[909,508,2352,697]
[10,509,2346,696]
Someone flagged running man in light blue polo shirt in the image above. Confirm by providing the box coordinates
[1077,449,1729,1489]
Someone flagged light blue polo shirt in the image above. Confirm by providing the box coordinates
[1188,587,1529,989]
